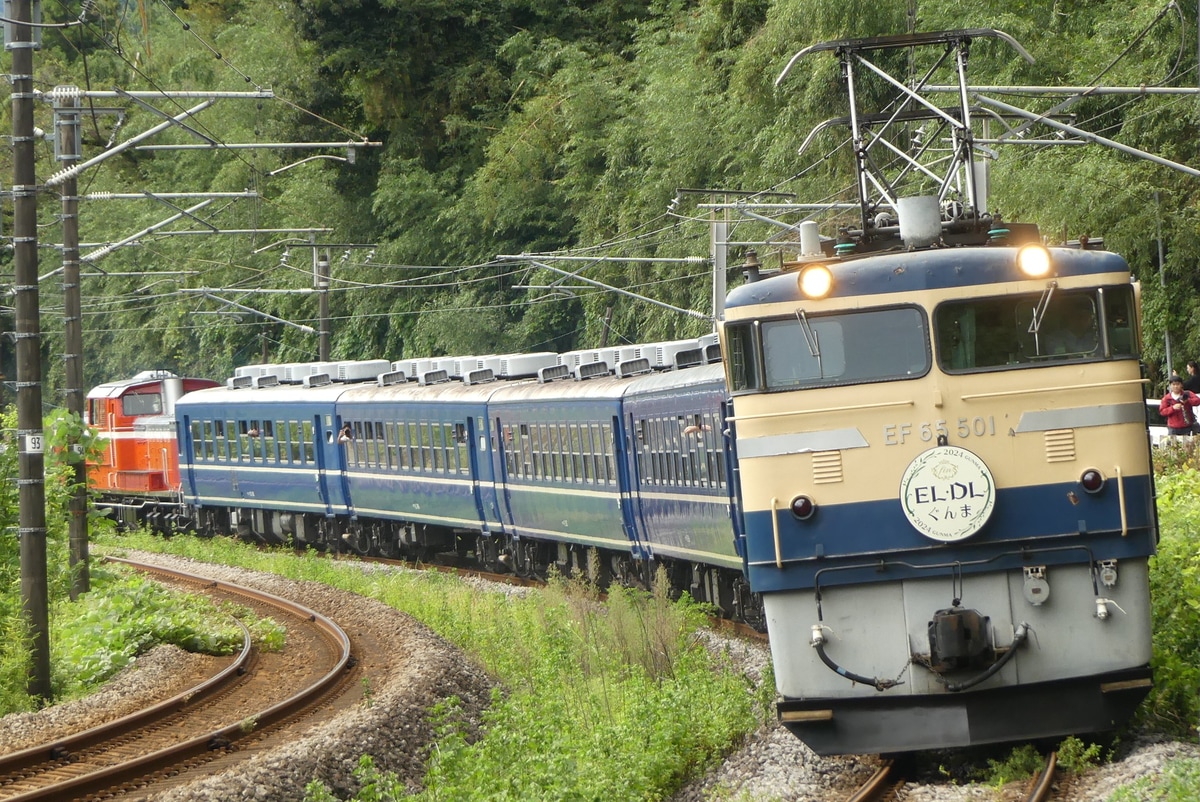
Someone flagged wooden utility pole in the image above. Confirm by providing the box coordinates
[57,89,89,599]
[11,0,52,700]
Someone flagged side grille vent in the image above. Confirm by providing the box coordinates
[812,451,844,484]
[1044,429,1076,462]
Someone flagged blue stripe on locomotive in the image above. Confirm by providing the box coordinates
[725,247,1130,309]
[621,366,742,570]
[741,476,1156,593]
[176,387,349,516]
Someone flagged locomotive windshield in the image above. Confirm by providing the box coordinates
[726,306,929,392]
[934,284,1138,371]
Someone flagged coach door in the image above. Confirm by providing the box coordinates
[624,413,652,557]
[493,416,518,530]
[614,413,652,557]
[310,415,336,518]
[467,415,502,533]
[179,415,199,503]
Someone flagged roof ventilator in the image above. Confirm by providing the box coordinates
[538,364,571,383]
[574,361,610,381]
[463,368,497,386]
[376,370,406,387]
[418,369,450,387]
[302,373,332,388]
[673,348,704,370]
[616,358,653,378]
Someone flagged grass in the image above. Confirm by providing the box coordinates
[0,560,285,713]
[94,529,766,801]
[1107,757,1200,801]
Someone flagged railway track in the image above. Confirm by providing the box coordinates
[0,558,355,801]
[841,750,1062,802]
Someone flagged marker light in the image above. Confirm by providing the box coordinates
[1017,245,1052,277]
[798,265,833,298]
[790,494,817,520]
[1079,468,1106,494]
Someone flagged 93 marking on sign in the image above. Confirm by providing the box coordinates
[24,434,44,453]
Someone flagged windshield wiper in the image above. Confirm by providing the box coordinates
[1028,281,1058,336]
[796,309,820,357]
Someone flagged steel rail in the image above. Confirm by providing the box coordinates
[1025,751,1058,802]
[0,617,252,778]
[843,759,895,802]
[0,558,353,801]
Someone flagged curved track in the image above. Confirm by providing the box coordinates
[0,558,354,801]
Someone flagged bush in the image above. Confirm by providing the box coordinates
[1140,468,1200,737]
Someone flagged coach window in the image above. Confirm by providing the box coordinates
[360,422,373,467]
[192,420,206,462]
[436,423,449,473]
[376,422,388,468]
[397,422,411,470]
[433,422,447,473]
[653,417,669,485]
[601,422,615,484]
[224,419,237,461]
[410,422,424,471]
[525,424,539,479]
[544,423,559,479]
[260,420,276,463]
[212,420,225,461]
[381,422,394,470]
[276,421,289,464]
[429,424,443,473]
[399,422,413,470]
[285,422,300,463]
[189,421,203,461]
[371,422,385,468]
[300,421,314,463]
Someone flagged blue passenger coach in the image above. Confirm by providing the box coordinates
[169,345,753,622]
[333,380,504,557]
[176,384,347,545]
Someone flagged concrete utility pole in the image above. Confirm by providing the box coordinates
[10,0,52,700]
[317,248,330,361]
[56,89,89,599]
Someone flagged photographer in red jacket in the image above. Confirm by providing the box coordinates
[1159,374,1200,436]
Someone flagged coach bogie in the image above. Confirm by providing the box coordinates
[475,534,505,573]
[343,522,373,555]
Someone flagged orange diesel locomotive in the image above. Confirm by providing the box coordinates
[85,370,220,530]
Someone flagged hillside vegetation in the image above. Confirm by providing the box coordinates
[0,0,1197,391]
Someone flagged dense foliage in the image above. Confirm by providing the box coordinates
[0,1,1198,393]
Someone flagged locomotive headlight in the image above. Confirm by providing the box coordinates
[1017,245,1052,277]
[798,265,833,298]
[1079,468,1106,494]
[790,494,817,520]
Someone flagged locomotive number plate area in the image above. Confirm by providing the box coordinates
[883,416,997,446]
[899,445,997,542]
